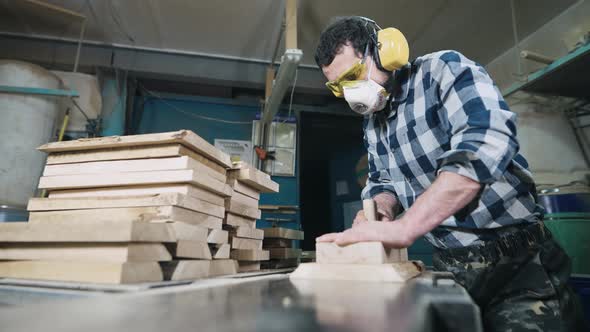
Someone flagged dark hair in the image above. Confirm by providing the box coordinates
[314,16,375,67]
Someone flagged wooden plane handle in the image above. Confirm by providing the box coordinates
[362,199,377,221]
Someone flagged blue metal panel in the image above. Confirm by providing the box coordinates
[100,78,126,136]
[0,85,79,97]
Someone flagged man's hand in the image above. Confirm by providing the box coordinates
[316,220,411,248]
[353,193,397,226]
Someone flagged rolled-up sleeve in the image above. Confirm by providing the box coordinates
[434,51,519,184]
[361,125,398,200]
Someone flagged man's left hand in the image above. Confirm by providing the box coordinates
[316,220,412,249]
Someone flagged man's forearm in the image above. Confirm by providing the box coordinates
[399,171,481,244]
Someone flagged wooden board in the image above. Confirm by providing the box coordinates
[0,261,163,284]
[229,191,258,207]
[316,242,405,264]
[39,169,233,197]
[269,248,302,260]
[0,221,174,242]
[208,259,238,276]
[45,144,227,176]
[237,261,260,273]
[262,258,300,269]
[230,249,269,261]
[43,156,226,183]
[210,244,230,259]
[28,193,225,219]
[231,226,264,240]
[262,227,304,240]
[48,184,225,207]
[207,229,228,244]
[229,168,279,193]
[0,243,172,262]
[231,237,263,250]
[170,222,208,242]
[226,178,260,200]
[224,213,256,228]
[160,260,210,281]
[28,206,223,230]
[39,130,232,168]
[289,262,422,283]
[225,200,261,219]
[167,240,212,260]
[263,238,294,248]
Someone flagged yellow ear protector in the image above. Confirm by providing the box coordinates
[359,17,410,72]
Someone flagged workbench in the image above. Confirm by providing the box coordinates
[0,270,482,332]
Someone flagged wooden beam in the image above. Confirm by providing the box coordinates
[229,191,259,207]
[28,206,223,230]
[289,262,422,283]
[167,240,212,260]
[0,221,174,242]
[229,168,279,193]
[210,244,230,259]
[316,242,405,264]
[38,130,232,168]
[39,169,233,197]
[207,229,228,244]
[265,67,275,100]
[237,261,260,273]
[269,248,301,259]
[160,260,210,281]
[44,156,226,183]
[263,238,294,248]
[209,259,238,276]
[230,249,269,261]
[28,193,225,218]
[231,226,264,240]
[285,0,298,49]
[231,237,263,250]
[225,213,256,229]
[170,222,208,242]
[0,243,171,262]
[0,261,163,284]
[262,227,304,240]
[226,178,260,200]
[225,200,261,219]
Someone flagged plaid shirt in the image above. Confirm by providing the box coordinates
[361,50,543,249]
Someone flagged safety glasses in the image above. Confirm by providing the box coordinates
[325,60,368,98]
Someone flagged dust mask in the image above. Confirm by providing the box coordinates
[342,60,390,115]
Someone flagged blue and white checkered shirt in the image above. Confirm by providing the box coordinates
[361,50,543,249]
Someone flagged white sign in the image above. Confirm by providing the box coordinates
[214,139,253,164]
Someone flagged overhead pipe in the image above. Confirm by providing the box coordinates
[520,50,556,65]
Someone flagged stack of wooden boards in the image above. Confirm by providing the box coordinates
[261,227,304,269]
[0,130,254,283]
[224,162,279,272]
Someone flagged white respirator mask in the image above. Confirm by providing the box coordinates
[342,61,390,116]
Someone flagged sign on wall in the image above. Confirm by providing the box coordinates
[214,139,253,164]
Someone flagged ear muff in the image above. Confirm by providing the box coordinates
[375,28,409,71]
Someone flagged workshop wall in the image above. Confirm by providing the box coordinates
[133,94,300,228]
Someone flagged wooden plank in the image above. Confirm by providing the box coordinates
[229,191,259,207]
[38,130,232,168]
[315,242,405,264]
[225,213,256,228]
[285,0,297,49]
[0,243,172,262]
[170,222,208,242]
[231,237,263,250]
[210,243,230,259]
[28,206,223,230]
[269,248,302,259]
[263,238,294,248]
[226,178,260,200]
[0,261,163,284]
[28,193,226,218]
[39,170,233,197]
[43,156,226,183]
[160,260,210,281]
[229,168,279,193]
[208,259,238,276]
[237,261,260,273]
[289,262,422,283]
[230,249,269,261]
[0,221,174,242]
[231,226,264,240]
[225,200,261,219]
[207,229,228,244]
[167,240,212,260]
[48,184,225,207]
[39,171,232,198]
[45,144,227,176]
[262,227,304,240]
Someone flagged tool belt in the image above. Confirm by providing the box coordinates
[436,222,552,263]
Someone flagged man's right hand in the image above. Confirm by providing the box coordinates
[353,193,398,226]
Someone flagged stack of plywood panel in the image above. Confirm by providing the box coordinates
[0,130,239,283]
[261,227,304,269]
[224,162,279,272]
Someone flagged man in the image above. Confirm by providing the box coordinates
[315,17,583,331]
